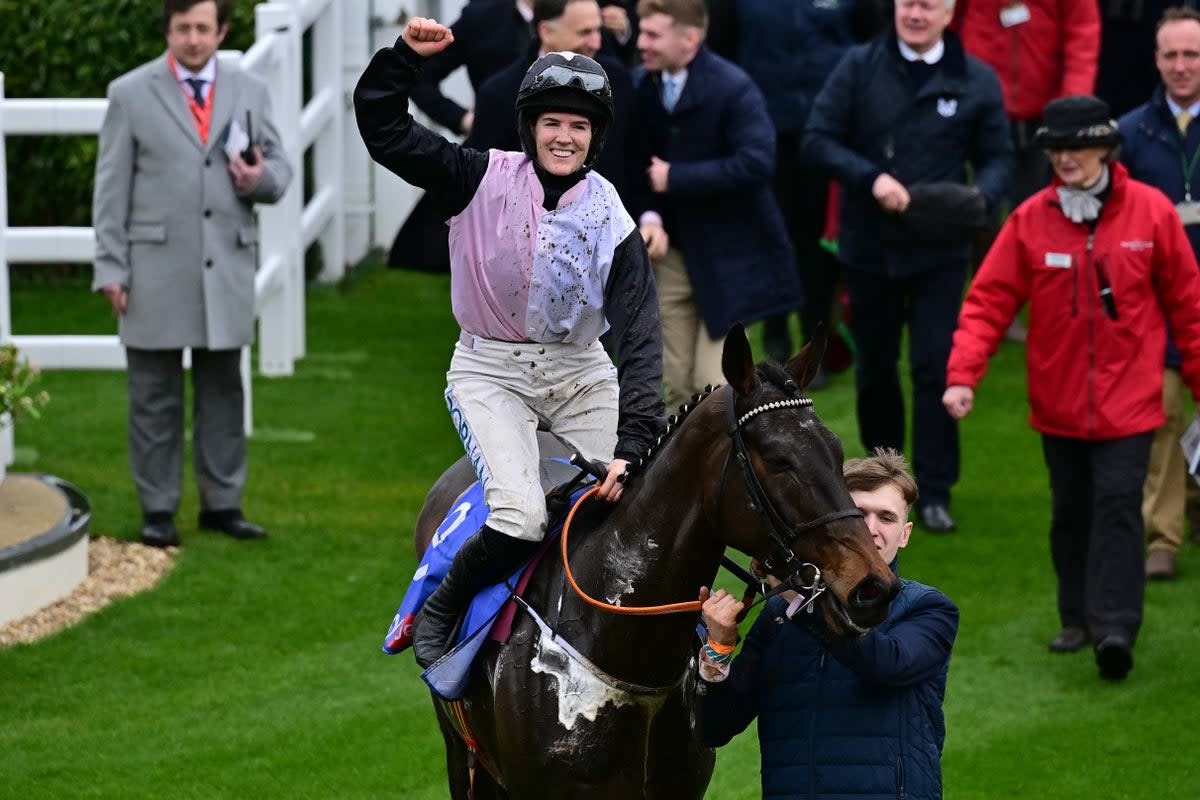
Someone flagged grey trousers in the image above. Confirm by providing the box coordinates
[126,347,245,515]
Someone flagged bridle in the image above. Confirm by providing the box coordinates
[560,380,864,619]
[719,383,864,616]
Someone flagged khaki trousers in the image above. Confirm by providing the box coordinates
[653,247,725,413]
[1142,368,1200,553]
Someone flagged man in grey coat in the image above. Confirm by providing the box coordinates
[92,0,292,547]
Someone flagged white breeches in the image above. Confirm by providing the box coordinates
[445,334,619,541]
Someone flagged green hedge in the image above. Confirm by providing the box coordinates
[1,0,257,228]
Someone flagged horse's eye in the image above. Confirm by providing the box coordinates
[764,456,791,472]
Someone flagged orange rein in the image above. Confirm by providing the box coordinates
[561,486,704,616]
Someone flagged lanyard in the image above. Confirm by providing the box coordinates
[1180,133,1200,202]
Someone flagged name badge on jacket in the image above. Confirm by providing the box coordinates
[1000,3,1031,27]
[1177,201,1200,226]
[1044,252,1072,269]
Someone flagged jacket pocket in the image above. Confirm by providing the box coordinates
[237,226,258,247]
[128,223,166,243]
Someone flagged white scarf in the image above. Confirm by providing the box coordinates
[1056,166,1110,224]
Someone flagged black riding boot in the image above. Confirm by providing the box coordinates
[412,526,538,668]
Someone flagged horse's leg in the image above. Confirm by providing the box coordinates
[467,771,509,800]
[434,702,474,800]
[644,689,715,799]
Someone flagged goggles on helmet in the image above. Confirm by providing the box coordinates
[528,64,608,93]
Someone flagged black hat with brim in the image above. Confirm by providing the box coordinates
[1034,95,1122,149]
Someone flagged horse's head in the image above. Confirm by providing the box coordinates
[712,325,900,635]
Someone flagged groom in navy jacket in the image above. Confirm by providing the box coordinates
[696,449,958,800]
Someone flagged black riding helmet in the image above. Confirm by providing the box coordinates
[515,51,614,172]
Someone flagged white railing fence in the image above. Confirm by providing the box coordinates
[0,0,479,471]
[0,0,379,469]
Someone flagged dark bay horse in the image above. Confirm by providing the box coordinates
[412,325,900,799]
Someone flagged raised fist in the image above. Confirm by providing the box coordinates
[403,17,455,58]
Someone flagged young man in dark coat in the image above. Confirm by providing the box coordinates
[627,0,802,412]
[802,0,1013,533]
[696,449,958,800]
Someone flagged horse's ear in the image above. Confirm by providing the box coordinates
[721,323,757,395]
[786,325,828,390]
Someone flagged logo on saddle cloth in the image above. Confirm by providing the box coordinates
[382,481,589,698]
[383,482,492,655]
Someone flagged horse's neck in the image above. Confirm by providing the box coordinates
[544,455,725,685]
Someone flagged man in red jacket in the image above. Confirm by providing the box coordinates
[942,95,1200,681]
[957,0,1101,340]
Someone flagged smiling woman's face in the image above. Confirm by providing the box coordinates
[533,111,593,175]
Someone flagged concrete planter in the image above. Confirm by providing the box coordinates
[0,475,92,627]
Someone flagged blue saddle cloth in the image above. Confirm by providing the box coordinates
[382,480,588,700]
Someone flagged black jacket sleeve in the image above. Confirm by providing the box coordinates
[967,65,1016,212]
[802,587,959,687]
[603,229,666,462]
[801,48,885,190]
[354,37,490,216]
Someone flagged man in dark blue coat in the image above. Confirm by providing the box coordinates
[468,0,635,199]
[802,0,1013,533]
[715,0,886,377]
[696,448,958,800]
[628,0,802,412]
[1118,5,1200,582]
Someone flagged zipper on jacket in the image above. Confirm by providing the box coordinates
[1008,27,1020,116]
[1072,241,1080,318]
[809,651,826,800]
[1085,230,1097,437]
[897,754,907,800]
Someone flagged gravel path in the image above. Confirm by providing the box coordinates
[0,537,176,647]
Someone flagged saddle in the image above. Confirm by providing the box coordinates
[382,455,598,665]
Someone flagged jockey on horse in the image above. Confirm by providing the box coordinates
[355,16,665,669]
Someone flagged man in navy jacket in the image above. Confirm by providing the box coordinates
[627,0,802,411]
[802,0,1013,533]
[696,448,958,800]
[1118,6,1200,581]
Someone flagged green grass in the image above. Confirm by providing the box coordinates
[3,265,1199,799]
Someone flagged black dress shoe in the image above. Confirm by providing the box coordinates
[1095,634,1133,681]
[198,510,267,540]
[141,517,180,548]
[919,504,956,533]
[1048,626,1089,653]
